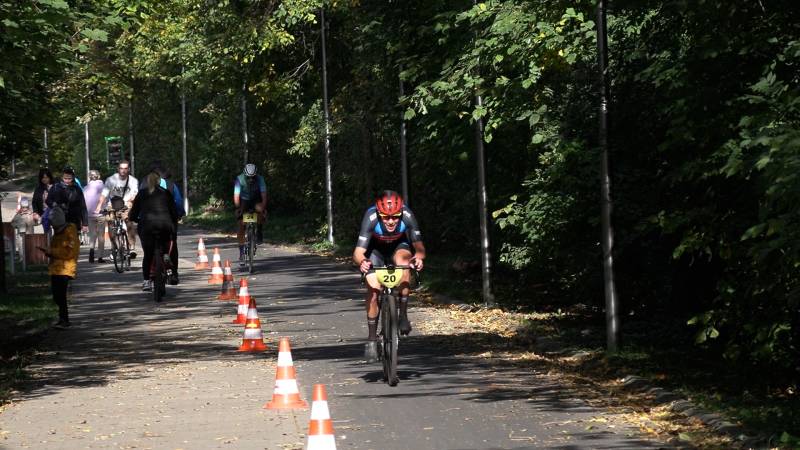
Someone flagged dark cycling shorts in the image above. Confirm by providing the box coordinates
[366,239,412,267]
[236,197,261,219]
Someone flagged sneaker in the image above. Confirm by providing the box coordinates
[142,280,152,291]
[168,273,179,285]
[239,257,246,268]
[129,251,137,260]
[54,320,71,330]
[399,316,412,336]
[364,340,379,363]
[89,248,95,263]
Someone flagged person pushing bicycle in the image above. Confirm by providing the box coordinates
[233,163,267,267]
[353,190,425,363]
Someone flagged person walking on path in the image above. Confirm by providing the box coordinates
[39,206,79,329]
[46,166,89,238]
[83,170,106,263]
[96,160,139,258]
[31,168,54,233]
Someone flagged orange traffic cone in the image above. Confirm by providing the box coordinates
[305,384,336,449]
[265,337,307,409]
[237,297,267,352]
[195,238,209,270]
[217,260,237,300]
[232,279,251,324]
[208,248,224,284]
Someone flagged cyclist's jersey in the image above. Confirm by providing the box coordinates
[234,174,266,202]
[356,205,422,249]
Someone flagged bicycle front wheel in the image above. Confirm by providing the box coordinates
[381,293,399,386]
[247,224,255,274]
[112,232,125,273]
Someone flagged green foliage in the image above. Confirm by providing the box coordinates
[6,0,800,406]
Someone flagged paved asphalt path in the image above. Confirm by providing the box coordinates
[0,223,674,449]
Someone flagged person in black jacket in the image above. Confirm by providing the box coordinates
[129,170,177,293]
[46,167,88,237]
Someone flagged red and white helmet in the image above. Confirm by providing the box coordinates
[376,190,404,216]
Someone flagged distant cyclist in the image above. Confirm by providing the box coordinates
[129,170,177,292]
[233,163,267,267]
[95,160,139,258]
[352,190,426,363]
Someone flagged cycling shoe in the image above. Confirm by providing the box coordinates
[399,316,412,336]
[364,340,379,363]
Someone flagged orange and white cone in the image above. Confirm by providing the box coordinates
[232,279,251,324]
[195,238,209,270]
[217,260,237,300]
[304,384,336,449]
[237,297,267,352]
[208,248,224,284]
[265,338,307,409]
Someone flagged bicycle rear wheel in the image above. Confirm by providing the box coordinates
[381,293,399,386]
[153,246,164,303]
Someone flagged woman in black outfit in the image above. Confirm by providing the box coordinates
[32,168,54,225]
[129,171,177,293]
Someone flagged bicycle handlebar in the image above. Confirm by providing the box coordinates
[360,264,421,286]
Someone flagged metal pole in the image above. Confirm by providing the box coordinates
[11,154,15,177]
[399,72,409,205]
[472,0,494,307]
[129,100,136,176]
[84,121,91,182]
[321,7,334,245]
[19,231,26,273]
[43,128,49,167]
[241,81,249,165]
[474,94,495,307]
[597,0,619,352]
[181,69,189,215]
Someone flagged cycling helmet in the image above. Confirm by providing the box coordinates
[244,163,257,177]
[376,190,404,216]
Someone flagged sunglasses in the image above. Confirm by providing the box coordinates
[379,213,402,220]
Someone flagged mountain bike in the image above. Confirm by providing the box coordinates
[242,211,258,274]
[363,264,419,387]
[149,233,174,303]
[104,207,131,273]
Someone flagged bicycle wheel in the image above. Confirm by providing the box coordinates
[153,246,164,303]
[382,293,400,386]
[112,232,125,273]
[247,224,255,274]
[119,232,131,272]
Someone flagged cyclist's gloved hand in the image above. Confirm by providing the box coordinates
[359,259,372,274]
[411,257,424,271]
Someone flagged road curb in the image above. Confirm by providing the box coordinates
[620,375,770,449]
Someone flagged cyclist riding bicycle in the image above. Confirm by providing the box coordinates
[353,190,426,363]
[129,170,178,292]
[233,163,267,267]
[95,160,139,259]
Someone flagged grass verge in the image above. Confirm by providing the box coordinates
[0,267,54,407]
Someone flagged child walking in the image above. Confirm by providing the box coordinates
[41,207,79,329]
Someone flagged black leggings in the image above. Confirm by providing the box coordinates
[141,231,171,281]
[51,275,70,322]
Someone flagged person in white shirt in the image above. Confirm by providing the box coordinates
[95,160,140,258]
